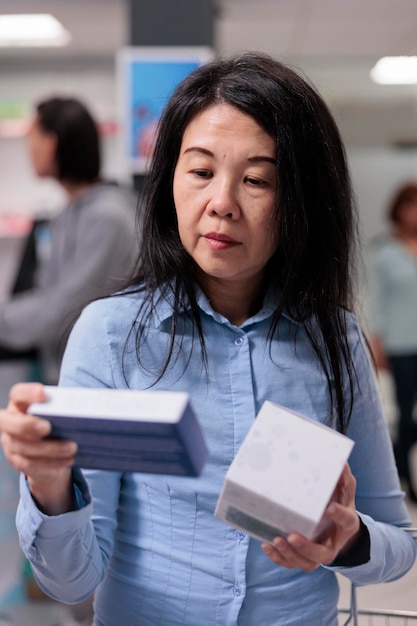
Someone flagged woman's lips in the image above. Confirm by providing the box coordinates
[204,232,240,250]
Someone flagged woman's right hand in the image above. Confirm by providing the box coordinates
[0,382,77,515]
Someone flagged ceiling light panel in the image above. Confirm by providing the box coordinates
[371,56,417,85]
[0,14,71,47]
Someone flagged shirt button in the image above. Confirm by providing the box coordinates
[233,584,242,596]
[234,337,244,346]
[235,530,245,541]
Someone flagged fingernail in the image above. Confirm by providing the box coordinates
[35,419,50,435]
[273,538,287,551]
[289,536,303,548]
[62,442,77,455]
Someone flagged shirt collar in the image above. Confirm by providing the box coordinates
[153,283,293,330]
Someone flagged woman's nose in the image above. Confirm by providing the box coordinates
[207,180,240,218]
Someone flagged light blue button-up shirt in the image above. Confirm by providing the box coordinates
[17,288,416,626]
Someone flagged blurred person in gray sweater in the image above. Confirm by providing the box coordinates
[0,96,138,386]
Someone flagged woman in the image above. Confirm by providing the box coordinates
[0,53,415,626]
[369,182,417,502]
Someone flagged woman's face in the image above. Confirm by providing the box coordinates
[173,103,278,293]
[27,116,57,178]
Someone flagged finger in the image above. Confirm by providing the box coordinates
[262,537,320,572]
[283,531,337,566]
[332,464,349,503]
[276,527,345,567]
[343,466,357,505]
[287,533,334,567]
[312,505,361,564]
[14,450,75,472]
[5,434,77,460]
[5,438,77,474]
[333,464,356,507]
[0,409,51,440]
[8,451,76,475]
[325,502,360,538]
[8,382,46,413]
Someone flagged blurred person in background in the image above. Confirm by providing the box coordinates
[368,182,417,502]
[0,96,137,386]
[0,96,138,626]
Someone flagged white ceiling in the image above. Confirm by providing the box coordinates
[1,0,417,147]
[218,0,417,147]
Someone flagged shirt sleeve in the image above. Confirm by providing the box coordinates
[331,517,370,567]
[16,305,125,603]
[17,466,123,603]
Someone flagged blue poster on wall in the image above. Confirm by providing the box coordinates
[117,47,213,174]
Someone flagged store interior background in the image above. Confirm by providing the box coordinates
[2,0,417,389]
[1,0,417,245]
[1,2,417,436]
[1,0,417,251]
[0,0,416,316]
[1,1,417,622]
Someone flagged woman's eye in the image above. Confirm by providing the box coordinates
[192,169,212,178]
[245,176,266,186]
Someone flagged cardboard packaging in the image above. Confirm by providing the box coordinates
[215,400,354,542]
[29,386,208,476]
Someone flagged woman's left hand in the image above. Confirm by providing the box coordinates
[262,463,360,572]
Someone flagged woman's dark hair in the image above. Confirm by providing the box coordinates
[387,182,417,225]
[128,51,359,434]
[36,96,100,183]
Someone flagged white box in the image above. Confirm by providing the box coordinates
[215,401,354,542]
[29,386,208,476]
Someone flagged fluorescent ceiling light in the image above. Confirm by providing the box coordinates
[0,14,71,47]
[370,56,417,85]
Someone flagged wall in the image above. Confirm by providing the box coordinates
[350,147,417,245]
[0,67,130,218]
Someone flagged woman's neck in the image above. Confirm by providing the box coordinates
[200,274,267,327]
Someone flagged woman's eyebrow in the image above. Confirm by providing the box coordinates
[183,146,213,157]
[182,146,276,164]
[248,155,277,165]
